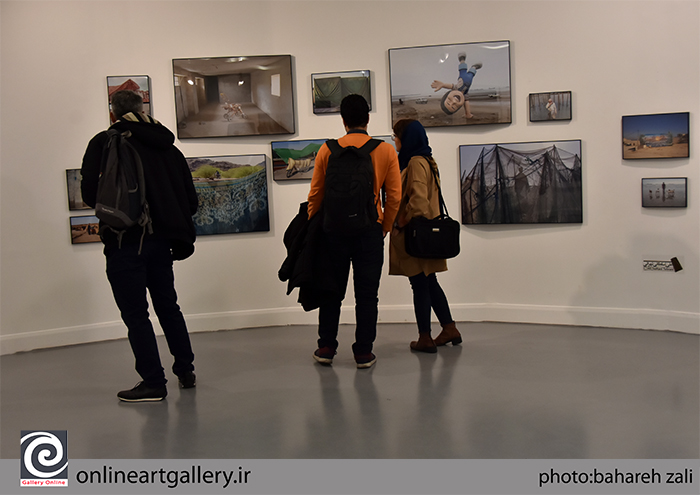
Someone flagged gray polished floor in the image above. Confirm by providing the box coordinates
[1,322,698,459]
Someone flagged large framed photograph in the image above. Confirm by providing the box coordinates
[188,154,269,235]
[622,112,689,160]
[389,41,511,128]
[107,75,151,121]
[70,215,100,244]
[312,70,371,114]
[642,177,687,208]
[66,169,90,210]
[529,91,571,122]
[173,55,295,139]
[271,138,327,181]
[460,140,582,224]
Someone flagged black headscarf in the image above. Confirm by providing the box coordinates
[397,120,432,171]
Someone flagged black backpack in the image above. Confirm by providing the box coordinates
[95,129,153,250]
[323,138,381,235]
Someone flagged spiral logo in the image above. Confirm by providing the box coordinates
[20,430,68,481]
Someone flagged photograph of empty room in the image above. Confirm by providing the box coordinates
[173,55,295,138]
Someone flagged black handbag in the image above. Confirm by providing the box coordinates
[404,165,461,259]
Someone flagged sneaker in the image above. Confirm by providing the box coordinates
[354,353,376,369]
[117,382,167,402]
[313,347,336,365]
[178,371,196,389]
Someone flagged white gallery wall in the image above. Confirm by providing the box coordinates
[1,0,698,354]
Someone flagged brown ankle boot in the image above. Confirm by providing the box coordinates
[410,333,437,353]
[434,322,462,346]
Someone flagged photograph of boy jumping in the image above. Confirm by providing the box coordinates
[389,41,511,128]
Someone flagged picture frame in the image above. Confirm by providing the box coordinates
[622,112,689,160]
[641,177,687,208]
[388,41,511,128]
[66,169,90,210]
[271,138,327,181]
[460,140,582,224]
[311,70,371,114]
[529,91,572,122]
[173,55,295,139]
[372,135,397,152]
[70,215,100,244]
[187,154,269,235]
[107,75,151,121]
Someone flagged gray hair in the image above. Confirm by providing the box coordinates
[110,90,143,120]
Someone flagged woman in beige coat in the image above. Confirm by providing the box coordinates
[389,119,462,353]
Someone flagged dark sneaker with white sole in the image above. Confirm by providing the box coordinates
[313,347,336,365]
[178,371,196,389]
[117,382,167,402]
[354,353,376,369]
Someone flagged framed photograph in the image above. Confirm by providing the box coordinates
[388,41,511,128]
[271,138,327,181]
[642,178,687,208]
[312,70,371,114]
[173,55,295,139]
[187,154,269,235]
[66,169,90,210]
[372,135,397,152]
[622,112,689,159]
[70,215,100,244]
[107,75,151,120]
[529,91,571,122]
[460,140,582,224]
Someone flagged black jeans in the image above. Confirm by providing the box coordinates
[408,272,453,335]
[317,223,384,355]
[105,239,194,387]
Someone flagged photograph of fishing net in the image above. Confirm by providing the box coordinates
[460,140,582,224]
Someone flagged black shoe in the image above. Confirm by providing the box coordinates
[117,382,167,402]
[178,371,196,389]
[313,347,336,365]
[354,353,377,369]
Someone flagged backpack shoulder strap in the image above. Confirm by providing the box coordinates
[359,138,382,154]
[326,139,343,155]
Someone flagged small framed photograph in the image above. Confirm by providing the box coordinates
[271,138,327,181]
[187,154,269,235]
[173,55,295,139]
[107,75,151,121]
[641,178,687,208]
[622,112,689,159]
[460,139,582,224]
[389,40,511,128]
[312,70,371,114]
[529,91,571,122]
[372,135,397,152]
[70,215,100,244]
[66,169,90,210]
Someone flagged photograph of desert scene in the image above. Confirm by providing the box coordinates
[187,155,269,235]
[622,112,689,159]
[271,139,326,181]
[70,216,100,244]
[389,41,511,128]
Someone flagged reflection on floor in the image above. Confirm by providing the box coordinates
[1,322,698,459]
[177,102,289,138]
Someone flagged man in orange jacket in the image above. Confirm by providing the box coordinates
[307,95,401,369]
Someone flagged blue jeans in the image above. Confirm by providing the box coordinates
[317,223,384,355]
[105,239,194,387]
[408,272,453,335]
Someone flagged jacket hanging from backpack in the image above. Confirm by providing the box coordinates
[322,138,381,235]
[95,129,153,252]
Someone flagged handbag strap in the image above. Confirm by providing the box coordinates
[428,161,449,218]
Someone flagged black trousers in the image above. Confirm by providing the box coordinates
[408,272,454,335]
[105,239,194,387]
[317,223,384,355]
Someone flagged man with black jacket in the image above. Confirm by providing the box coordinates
[81,90,198,402]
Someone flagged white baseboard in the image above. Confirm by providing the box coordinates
[1,303,697,355]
